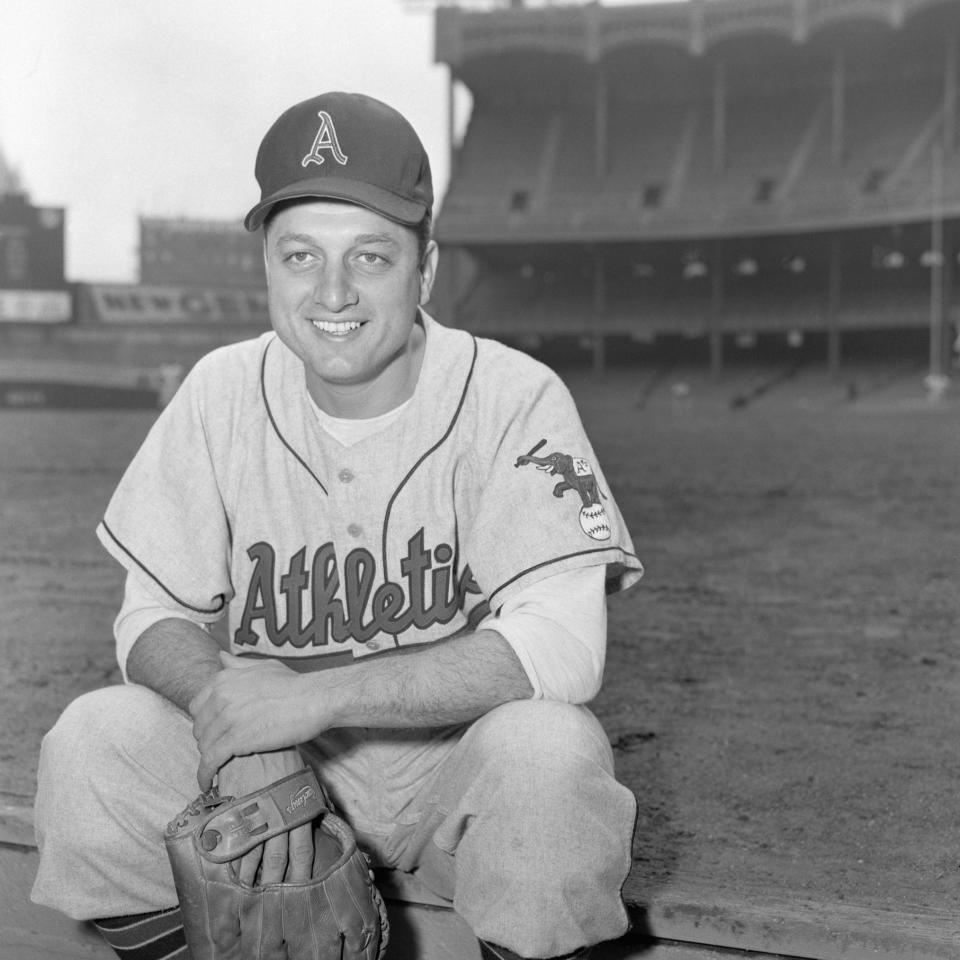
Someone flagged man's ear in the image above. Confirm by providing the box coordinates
[418,241,439,306]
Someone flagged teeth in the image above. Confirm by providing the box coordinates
[311,320,362,336]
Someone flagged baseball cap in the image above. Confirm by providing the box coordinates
[244,92,433,232]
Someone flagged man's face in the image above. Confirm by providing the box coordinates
[264,199,437,416]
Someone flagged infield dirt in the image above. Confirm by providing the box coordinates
[2,362,958,931]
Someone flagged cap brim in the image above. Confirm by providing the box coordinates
[244,176,427,231]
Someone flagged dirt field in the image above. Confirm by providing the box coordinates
[2,361,958,931]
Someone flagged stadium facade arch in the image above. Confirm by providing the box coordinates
[432,0,960,375]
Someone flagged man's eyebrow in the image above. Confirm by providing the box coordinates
[353,233,399,246]
[274,232,317,246]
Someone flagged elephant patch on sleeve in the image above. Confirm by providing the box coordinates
[514,439,611,541]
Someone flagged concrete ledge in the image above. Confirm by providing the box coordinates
[6,791,953,960]
[626,875,960,960]
[0,845,114,960]
[7,790,947,960]
[0,801,35,848]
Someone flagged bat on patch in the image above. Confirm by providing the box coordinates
[525,439,546,457]
[514,438,547,468]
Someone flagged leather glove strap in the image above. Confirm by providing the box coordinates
[195,767,329,863]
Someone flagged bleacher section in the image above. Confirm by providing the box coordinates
[692,93,823,215]
[443,79,953,240]
[796,80,946,219]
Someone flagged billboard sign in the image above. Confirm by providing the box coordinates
[88,284,269,324]
[0,289,72,323]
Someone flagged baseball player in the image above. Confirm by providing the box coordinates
[31,92,643,960]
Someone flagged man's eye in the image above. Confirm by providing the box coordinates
[357,252,387,266]
[284,251,314,265]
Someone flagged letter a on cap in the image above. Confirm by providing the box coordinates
[302,111,348,168]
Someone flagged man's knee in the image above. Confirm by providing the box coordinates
[40,685,177,771]
[37,684,196,821]
[35,685,197,860]
[467,699,615,776]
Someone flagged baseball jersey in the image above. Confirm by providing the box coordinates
[96,313,643,666]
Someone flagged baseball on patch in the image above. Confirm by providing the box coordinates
[579,504,611,541]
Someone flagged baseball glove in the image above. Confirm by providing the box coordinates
[164,767,388,960]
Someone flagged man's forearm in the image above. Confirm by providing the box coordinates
[190,628,536,789]
[126,617,223,713]
[306,629,535,731]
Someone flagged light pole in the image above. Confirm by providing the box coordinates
[929,143,944,378]
[926,142,949,399]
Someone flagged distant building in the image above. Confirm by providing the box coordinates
[0,193,66,290]
[0,143,22,197]
[139,216,264,288]
[0,144,70,323]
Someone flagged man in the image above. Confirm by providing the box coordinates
[32,92,643,960]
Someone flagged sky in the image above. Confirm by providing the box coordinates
[0,0,684,285]
[0,1,454,283]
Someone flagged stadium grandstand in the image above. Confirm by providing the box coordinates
[430,0,960,376]
[3,0,958,390]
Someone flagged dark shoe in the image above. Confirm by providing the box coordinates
[478,940,592,960]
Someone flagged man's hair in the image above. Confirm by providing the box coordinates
[414,211,433,268]
[263,200,433,269]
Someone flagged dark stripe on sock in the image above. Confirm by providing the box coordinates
[109,927,186,960]
[93,906,179,930]
[96,920,185,952]
[155,948,187,960]
[93,908,184,959]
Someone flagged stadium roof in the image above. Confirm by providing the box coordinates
[437,0,960,68]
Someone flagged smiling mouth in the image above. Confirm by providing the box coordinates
[311,319,365,337]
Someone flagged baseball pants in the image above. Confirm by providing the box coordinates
[32,684,637,958]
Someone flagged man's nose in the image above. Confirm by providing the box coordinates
[312,263,358,312]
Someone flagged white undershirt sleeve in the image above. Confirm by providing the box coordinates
[114,572,210,682]
[478,565,607,704]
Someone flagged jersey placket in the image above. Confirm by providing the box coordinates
[330,460,392,655]
[336,465,364,541]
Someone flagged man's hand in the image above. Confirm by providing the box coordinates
[189,654,321,887]
[215,750,314,886]
[189,653,322,791]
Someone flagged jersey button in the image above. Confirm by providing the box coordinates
[338,469,354,483]
[365,640,381,651]
[347,523,363,537]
